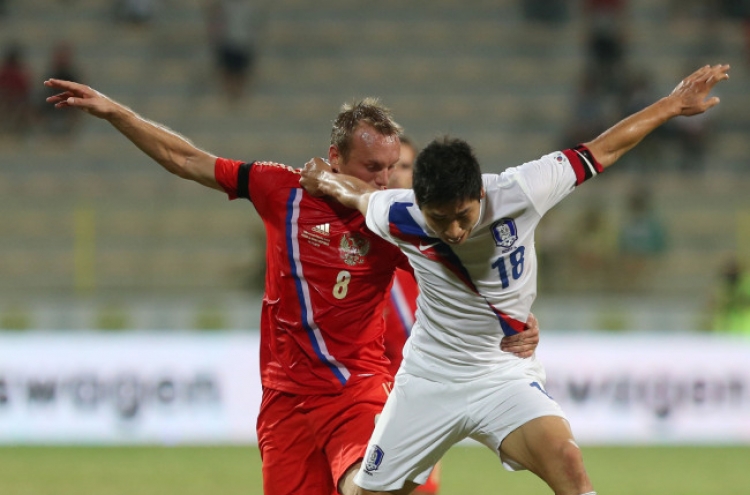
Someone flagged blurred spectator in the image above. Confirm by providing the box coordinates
[560,71,611,149]
[658,63,716,173]
[616,69,667,173]
[205,0,268,102]
[565,0,630,157]
[40,41,85,137]
[720,0,750,65]
[667,0,726,59]
[114,0,157,25]
[566,207,617,291]
[720,0,750,20]
[583,0,627,20]
[582,0,629,95]
[668,0,715,19]
[616,187,667,292]
[0,43,33,136]
[711,256,750,334]
[520,0,570,24]
[661,112,711,172]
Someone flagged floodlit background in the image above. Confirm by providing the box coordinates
[1,0,749,493]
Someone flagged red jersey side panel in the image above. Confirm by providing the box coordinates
[215,157,404,394]
[383,268,419,375]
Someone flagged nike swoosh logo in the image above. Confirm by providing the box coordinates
[418,242,439,252]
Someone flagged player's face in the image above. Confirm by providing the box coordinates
[329,123,400,189]
[419,191,485,246]
[387,143,416,189]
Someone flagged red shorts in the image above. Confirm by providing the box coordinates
[414,461,441,494]
[257,374,392,495]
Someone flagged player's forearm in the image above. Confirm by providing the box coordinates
[317,170,374,215]
[107,105,219,188]
[584,96,680,169]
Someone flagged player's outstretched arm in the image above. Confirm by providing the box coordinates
[500,312,540,358]
[44,79,221,191]
[584,63,730,169]
[300,157,376,215]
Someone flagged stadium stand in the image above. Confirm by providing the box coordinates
[0,0,748,330]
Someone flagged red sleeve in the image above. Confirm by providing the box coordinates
[214,157,248,200]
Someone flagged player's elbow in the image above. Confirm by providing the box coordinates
[172,152,216,184]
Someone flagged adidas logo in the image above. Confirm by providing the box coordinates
[312,223,330,235]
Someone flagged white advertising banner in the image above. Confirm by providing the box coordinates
[0,331,261,444]
[0,331,748,445]
[538,332,750,445]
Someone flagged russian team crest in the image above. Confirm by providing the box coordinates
[364,445,385,473]
[339,233,370,265]
[491,218,518,251]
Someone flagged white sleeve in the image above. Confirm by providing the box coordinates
[365,190,397,242]
[503,151,578,217]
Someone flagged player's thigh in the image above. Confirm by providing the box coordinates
[318,374,392,492]
[499,415,577,473]
[500,415,592,494]
[257,389,334,495]
[469,373,566,471]
[354,373,464,492]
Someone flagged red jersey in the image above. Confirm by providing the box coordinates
[215,158,407,394]
[383,268,419,375]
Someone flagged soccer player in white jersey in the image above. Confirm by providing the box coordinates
[300,63,730,495]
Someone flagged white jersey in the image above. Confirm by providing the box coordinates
[365,148,601,382]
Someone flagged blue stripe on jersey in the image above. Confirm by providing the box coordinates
[285,189,351,385]
[389,278,413,338]
[388,202,525,336]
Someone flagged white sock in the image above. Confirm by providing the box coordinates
[580,492,597,495]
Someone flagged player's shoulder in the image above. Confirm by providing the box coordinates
[489,151,566,189]
[372,188,414,204]
[252,160,298,174]
[250,160,301,190]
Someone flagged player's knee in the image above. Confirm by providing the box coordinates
[338,463,361,495]
[557,439,589,484]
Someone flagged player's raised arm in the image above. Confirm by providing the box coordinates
[300,157,376,215]
[584,63,730,169]
[44,78,221,191]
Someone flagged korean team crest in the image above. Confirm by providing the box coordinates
[339,233,370,265]
[491,218,518,251]
[364,445,385,473]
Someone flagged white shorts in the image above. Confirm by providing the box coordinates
[354,364,566,492]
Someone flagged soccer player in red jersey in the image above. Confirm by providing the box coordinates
[44,80,540,495]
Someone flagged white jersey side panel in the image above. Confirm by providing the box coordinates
[365,151,578,381]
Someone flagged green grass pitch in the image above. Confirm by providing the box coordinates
[1,445,748,494]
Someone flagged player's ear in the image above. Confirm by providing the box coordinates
[328,145,341,173]
[480,188,486,200]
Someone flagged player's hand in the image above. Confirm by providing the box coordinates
[668,63,730,117]
[300,157,333,197]
[44,79,119,119]
[500,312,540,358]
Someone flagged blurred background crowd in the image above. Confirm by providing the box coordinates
[1,0,749,334]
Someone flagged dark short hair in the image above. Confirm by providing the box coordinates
[413,136,483,207]
[331,98,403,160]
